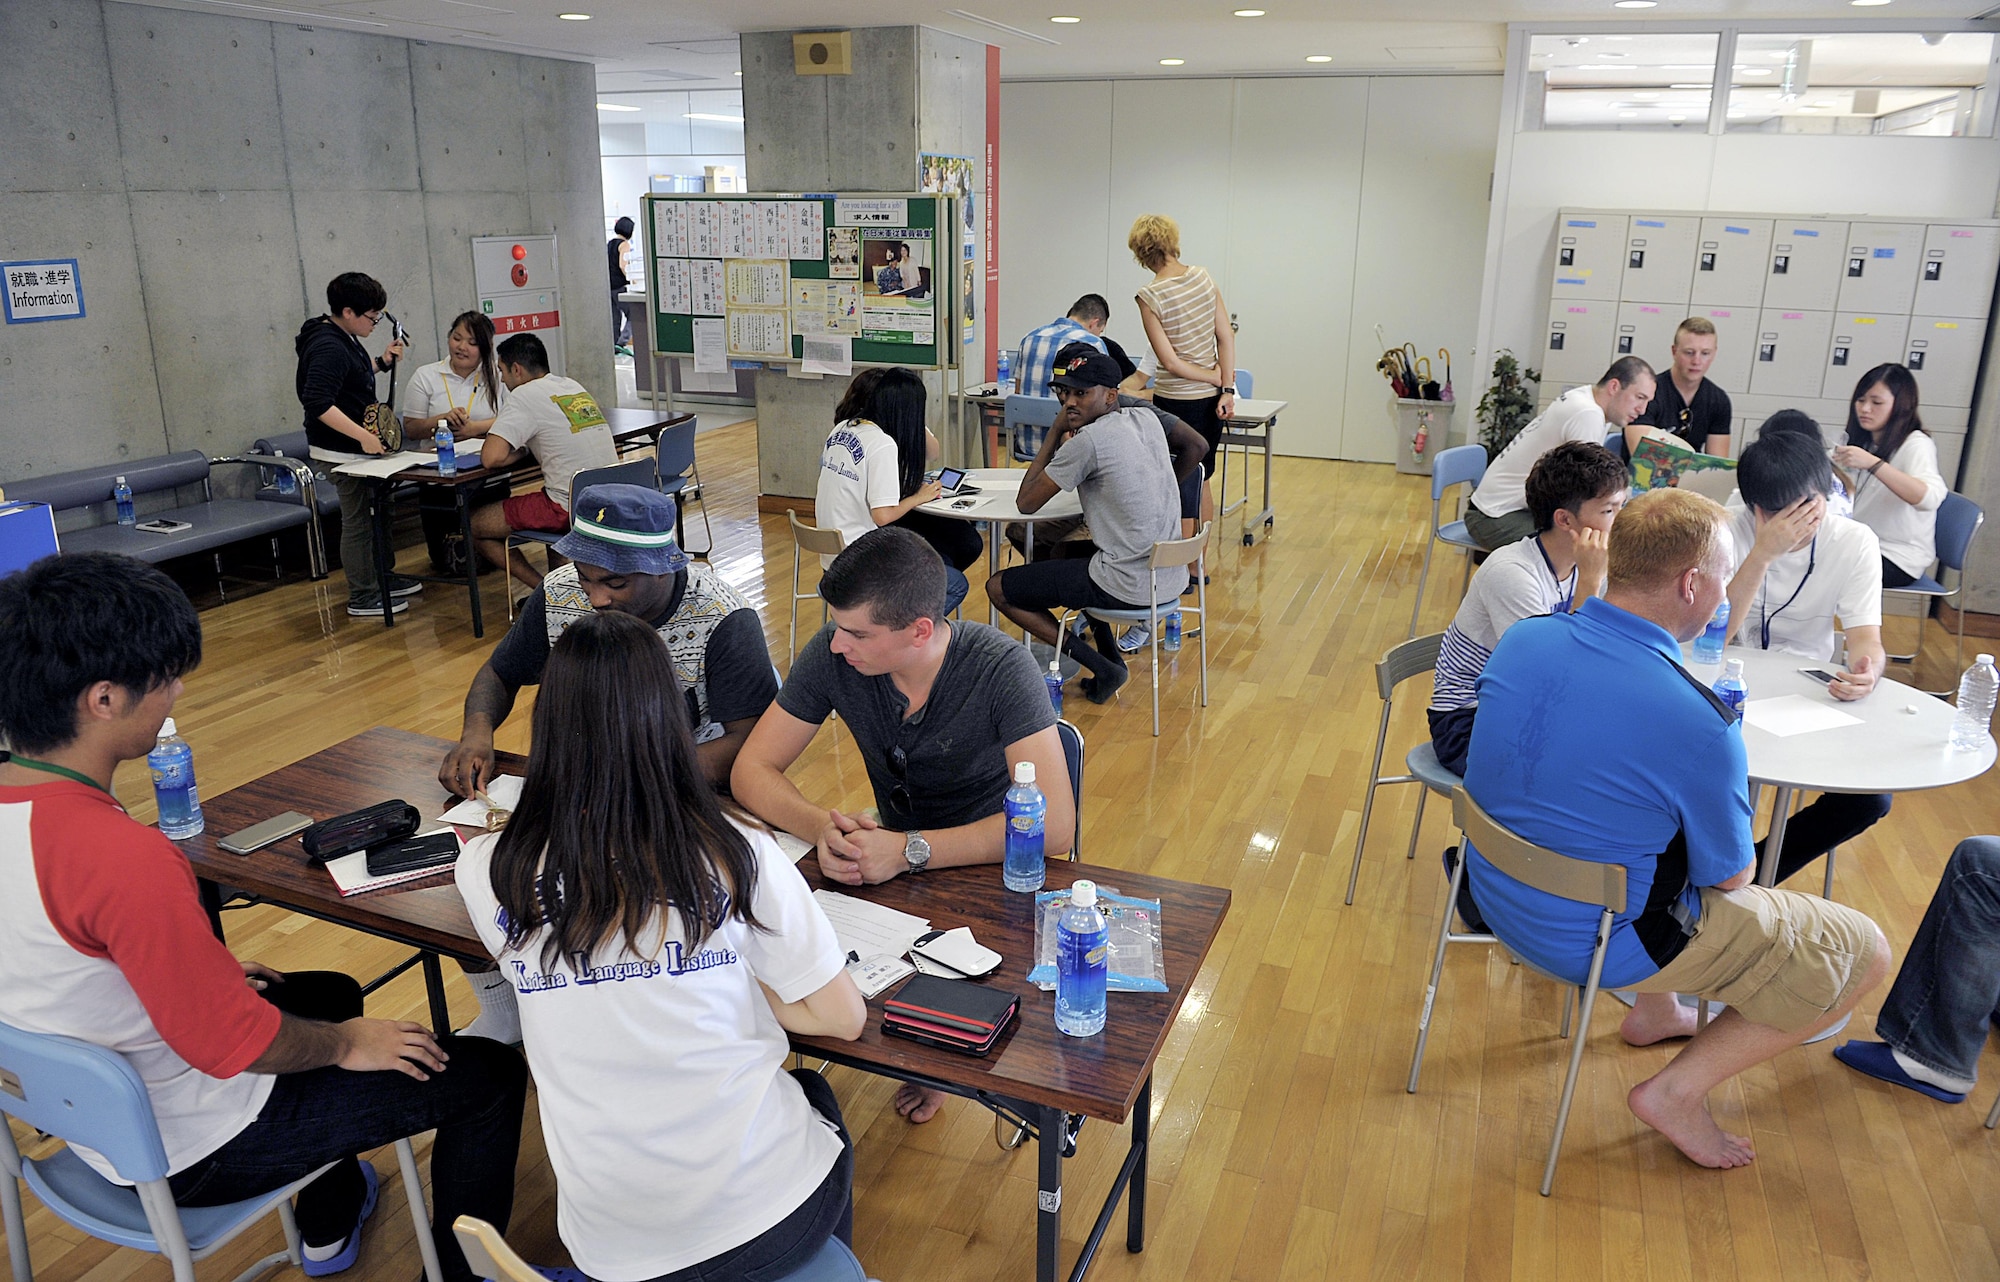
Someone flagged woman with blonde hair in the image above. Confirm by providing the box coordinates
[1129,213,1235,542]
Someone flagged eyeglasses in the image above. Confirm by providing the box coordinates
[362,310,385,324]
[887,743,912,815]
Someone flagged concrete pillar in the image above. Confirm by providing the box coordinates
[740,26,988,502]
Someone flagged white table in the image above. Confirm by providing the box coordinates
[1219,397,1286,547]
[1721,646,1995,888]
[918,468,1083,625]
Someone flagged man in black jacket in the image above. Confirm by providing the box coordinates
[294,272,419,617]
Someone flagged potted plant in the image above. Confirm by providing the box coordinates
[1476,350,1540,461]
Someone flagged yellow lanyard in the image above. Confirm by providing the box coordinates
[445,369,481,414]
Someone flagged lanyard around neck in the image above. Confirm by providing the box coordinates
[445,368,482,413]
[1533,534,1579,614]
[1758,536,1818,650]
[1,752,114,796]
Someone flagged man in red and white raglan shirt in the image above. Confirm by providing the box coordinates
[0,553,526,1282]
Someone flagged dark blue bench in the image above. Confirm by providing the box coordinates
[4,451,319,587]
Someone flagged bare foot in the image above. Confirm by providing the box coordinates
[1621,993,1701,1047]
[1628,1075,1755,1169]
[894,1083,945,1124]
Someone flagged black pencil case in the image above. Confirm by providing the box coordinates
[365,831,460,877]
[301,800,420,864]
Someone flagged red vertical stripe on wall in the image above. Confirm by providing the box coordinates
[984,42,1001,379]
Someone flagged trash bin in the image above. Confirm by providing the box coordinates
[1394,398,1453,477]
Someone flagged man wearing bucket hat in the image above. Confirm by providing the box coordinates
[439,484,777,1042]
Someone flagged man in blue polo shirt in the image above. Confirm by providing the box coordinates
[1464,488,1887,1172]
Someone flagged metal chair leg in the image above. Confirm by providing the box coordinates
[1404,785,1430,863]
[1409,846,1468,1093]
[1543,910,1613,1197]
[1986,1087,2000,1129]
[1559,986,1574,1040]
[1347,700,1396,906]
[1409,535,1438,639]
[395,1139,446,1282]
[1824,845,1839,900]
[1149,602,1162,737]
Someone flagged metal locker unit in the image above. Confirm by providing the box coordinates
[1550,212,1627,301]
[1690,217,1772,309]
[1621,214,1700,306]
[1544,298,1618,387]
[1836,222,1926,315]
[1613,302,1682,366]
[1821,313,1912,400]
[1749,308,1836,399]
[1905,316,1985,408]
[1763,220,1848,312]
[1913,224,2000,319]
[1930,408,1970,485]
[1688,304,1759,395]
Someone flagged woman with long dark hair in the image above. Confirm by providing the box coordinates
[1832,363,1947,588]
[400,310,504,441]
[455,612,865,1282]
[869,369,986,575]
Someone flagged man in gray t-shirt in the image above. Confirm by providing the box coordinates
[987,343,1191,703]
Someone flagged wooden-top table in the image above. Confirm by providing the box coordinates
[181,726,1231,1282]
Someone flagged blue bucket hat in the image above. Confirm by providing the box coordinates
[554,484,687,576]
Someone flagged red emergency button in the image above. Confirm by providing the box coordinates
[511,244,527,261]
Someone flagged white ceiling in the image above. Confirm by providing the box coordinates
[122,0,1997,91]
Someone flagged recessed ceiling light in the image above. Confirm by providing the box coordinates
[1305,54,1332,62]
[1850,0,1892,6]
[686,112,745,122]
[557,11,589,18]
[596,102,640,112]
[1051,14,1081,22]
[1613,0,1657,7]
[1233,8,1266,15]
[1159,57,1185,65]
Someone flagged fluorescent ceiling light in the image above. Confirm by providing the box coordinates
[1051,14,1081,21]
[1160,57,1186,65]
[596,102,641,111]
[686,112,745,122]
[1613,0,1657,7]
[1233,8,1266,15]
[1850,0,1892,6]
[1305,54,1332,62]
[557,11,589,18]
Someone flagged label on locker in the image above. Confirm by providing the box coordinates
[1700,252,1717,271]
[1557,278,1586,287]
[1773,254,1790,274]
[1831,344,1850,366]
[1791,228,1821,237]
[1782,312,1804,319]
[1933,321,1961,328]
[1560,246,1575,265]
[1725,226,1751,235]
[1549,329,1566,350]
[1707,309,1734,318]
[1630,250,1646,268]
[1925,260,1943,281]
[1847,256,1866,277]
[1618,334,1633,353]
[1635,219,1666,228]
[1565,219,1598,228]
[1874,248,1897,258]
[1952,230,1975,237]
[1759,339,1778,361]
[1908,343,1927,370]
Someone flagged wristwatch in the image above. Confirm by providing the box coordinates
[904,830,932,875]
[1219,385,1237,396]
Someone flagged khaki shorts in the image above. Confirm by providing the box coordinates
[1634,885,1880,1034]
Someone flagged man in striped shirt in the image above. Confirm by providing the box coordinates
[1427,441,1629,775]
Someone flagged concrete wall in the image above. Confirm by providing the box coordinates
[0,0,608,492]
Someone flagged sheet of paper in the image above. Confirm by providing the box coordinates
[437,774,525,827]
[789,201,825,260]
[688,202,722,257]
[324,827,463,897]
[801,334,852,376]
[726,259,788,308]
[656,258,691,314]
[771,829,812,862]
[826,227,860,279]
[691,317,728,372]
[726,308,790,359]
[721,202,750,257]
[652,202,689,257]
[678,356,737,392]
[753,202,786,258]
[811,889,931,960]
[332,452,427,479]
[1741,695,1865,738]
[691,260,725,316]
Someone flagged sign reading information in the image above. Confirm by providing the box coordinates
[3,259,83,324]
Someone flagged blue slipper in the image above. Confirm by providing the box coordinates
[302,1160,379,1276]
[1833,1040,1969,1103]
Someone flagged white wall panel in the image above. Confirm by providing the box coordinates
[1105,80,1238,354]
[997,81,1113,360]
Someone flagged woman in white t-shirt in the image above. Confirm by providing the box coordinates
[455,612,866,1282]
[1833,363,1948,587]
[399,311,506,440]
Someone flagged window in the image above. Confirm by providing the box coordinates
[1724,32,1993,135]
[1525,33,1720,131]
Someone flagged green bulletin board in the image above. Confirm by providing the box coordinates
[642,192,955,371]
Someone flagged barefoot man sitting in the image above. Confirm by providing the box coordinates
[1457,488,1888,1168]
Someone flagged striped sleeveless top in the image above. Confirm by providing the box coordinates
[1136,265,1220,400]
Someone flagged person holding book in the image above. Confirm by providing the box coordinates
[1831,363,1947,589]
[1626,317,1734,460]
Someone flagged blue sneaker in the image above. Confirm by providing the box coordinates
[1833,1040,1969,1103]
[301,1160,379,1276]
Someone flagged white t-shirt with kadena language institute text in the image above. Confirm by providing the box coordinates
[455,823,847,1281]
[485,374,618,510]
[814,418,901,566]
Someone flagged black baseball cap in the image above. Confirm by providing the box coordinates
[1049,342,1122,391]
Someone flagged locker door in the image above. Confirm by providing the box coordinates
[1690,217,1773,309]
[1914,224,2000,319]
[1613,301,1682,367]
[1763,220,1848,311]
[1622,214,1700,306]
[1905,316,1985,408]
[1749,309,1835,399]
[1836,223,1925,315]
[1690,305,1758,396]
[1821,314,1912,400]
[1551,213,1627,301]
[1544,299,1618,387]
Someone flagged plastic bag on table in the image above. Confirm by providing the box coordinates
[1027,885,1167,993]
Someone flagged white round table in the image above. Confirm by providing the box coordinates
[917,468,1083,626]
[1714,646,1995,887]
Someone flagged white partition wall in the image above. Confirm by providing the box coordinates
[1001,73,1500,461]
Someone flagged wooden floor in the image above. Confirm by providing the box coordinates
[12,421,2000,1282]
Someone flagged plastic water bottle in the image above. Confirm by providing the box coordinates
[995,348,1012,393]
[273,449,298,497]
[1002,761,1046,892]
[1951,654,1999,753]
[1693,600,1729,667]
[1055,879,1109,1038]
[114,476,135,526]
[1045,658,1064,717]
[435,421,457,475]
[1163,610,1182,653]
[1713,657,1747,718]
[148,718,204,839]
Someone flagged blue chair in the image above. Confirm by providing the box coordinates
[1005,395,1061,463]
[0,1020,442,1282]
[1346,633,1460,907]
[1407,443,1488,638]
[1235,370,1253,399]
[1056,719,1084,860]
[655,420,713,558]
[506,458,662,621]
[1884,492,1984,688]
[453,1215,867,1282]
